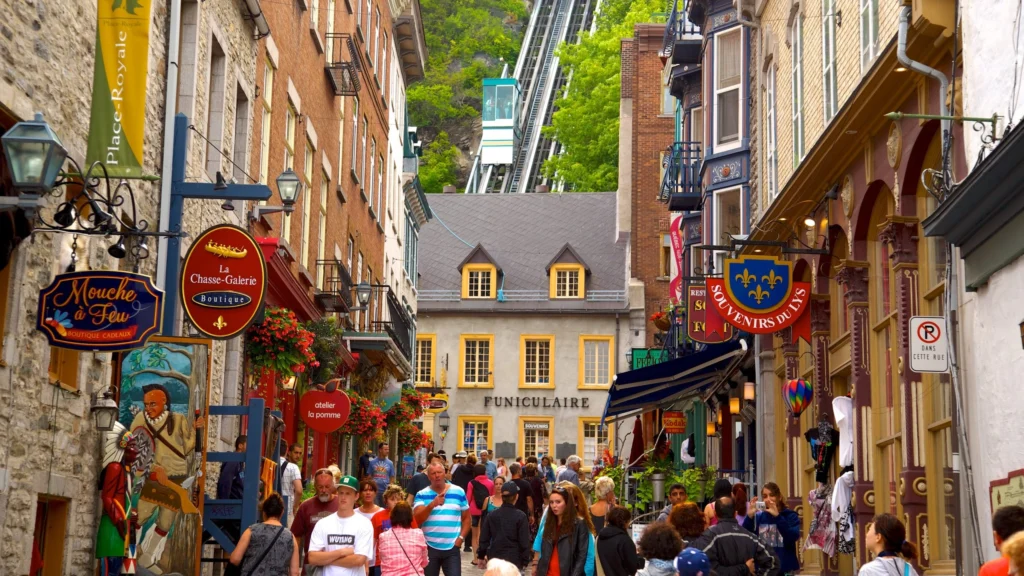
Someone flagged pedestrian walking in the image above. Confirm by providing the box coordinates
[481,450,498,481]
[373,485,416,576]
[408,453,441,506]
[413,462,471,576]
[980,505,1024,576]
[690,497,778,576]
[378,502,429,576]
[291,469,341,569]
[229,493,300,576]
[307,475,375,576]
[476,480,532,570]
[280,442,304,524]
[497,458,509,481]
[469,464,495,553]
[488,476,506,512]
[556,456,581,486]
[484,559,523,576]
[668,502,706,547]
[524,464,548,528]
[703,479,734,527]
[541,457,556,486]
[747,482,801,575]
[857,514,919,576]
[589,477,615,533]
[596,506,644,576]
[1002,531,1024,576]
[535,485,590,576]
[509,463,535,528]
[533,483,597,576]
[635,522,683,576]
[369,443,396,506]
[674,548,711,576]
[359,479,385,520]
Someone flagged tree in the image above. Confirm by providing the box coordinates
[419,131,461,192]
[542,0,664,191]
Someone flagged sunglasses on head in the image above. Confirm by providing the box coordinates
[552,487,569,496]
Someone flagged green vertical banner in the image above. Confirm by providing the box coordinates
[85,0,151,177]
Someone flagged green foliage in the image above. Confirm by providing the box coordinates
[681,466,718,502]
[601,464,717,513]
[419,131,461,193]
[303,317,347,387]
[542,0,665,191]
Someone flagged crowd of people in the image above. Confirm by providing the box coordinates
[219,438,1024,576]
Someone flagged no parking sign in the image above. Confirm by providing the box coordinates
[910,316,949,373]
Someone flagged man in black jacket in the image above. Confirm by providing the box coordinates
[596,506,644,576]
[476,481,532,570]
[691,497,779,576]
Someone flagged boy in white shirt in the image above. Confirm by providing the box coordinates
[308,475,374,576]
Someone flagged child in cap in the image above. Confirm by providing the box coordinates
[676,547,711,576]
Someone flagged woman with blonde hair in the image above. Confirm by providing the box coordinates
[589,476,616,532]
[1002,531,1024,576]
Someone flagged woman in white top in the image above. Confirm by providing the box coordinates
[857,513,919,576]
[357,479,384,519]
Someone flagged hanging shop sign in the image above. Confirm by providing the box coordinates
[669,213,684,303]
[524,421,550,431]
[85,0,153,177]
[180,224,267,340]
[706,256,811,342]
[687,285,733,343]
[425,393,449,413]
[631,348,668,369]
[299,389,352,434]
[663,411,687,434]
[991,469,1024,513]
[37,270,163,351]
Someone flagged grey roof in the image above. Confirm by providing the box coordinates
[418,193,628,313]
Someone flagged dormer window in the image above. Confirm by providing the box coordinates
[463,264,496,299]
[551,264,584,298]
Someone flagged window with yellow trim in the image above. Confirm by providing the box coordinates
[520,335,553,388]
[462,264,496,299]
[549,264,584,298]
[579,418,614,470]
[520,417,553,460]
[458,416,493,454]
[415,334,436,387]
[460,335,494,387]
[579,335,613,388]
[48,347,79,391]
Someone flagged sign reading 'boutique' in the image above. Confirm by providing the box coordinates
[37,271,163,351]
[180,224,267,340]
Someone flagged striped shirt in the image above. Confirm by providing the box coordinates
[414,484,468,550]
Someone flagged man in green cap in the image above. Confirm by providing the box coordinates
[308,475,374,576]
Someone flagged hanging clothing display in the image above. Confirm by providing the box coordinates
[831,470,855,554]
[803,485,837,557]
[804,421,838,485]
[832,396,854,468]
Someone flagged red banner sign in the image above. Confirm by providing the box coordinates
[707,279,811,342]
[180,224,267,340]
[669,214,684,304]
[687,285,733,343]
[299,390,352,434]
[663,411,687,434]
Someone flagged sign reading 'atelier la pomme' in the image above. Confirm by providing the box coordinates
[180,224,267,340]
[706,256,811,342]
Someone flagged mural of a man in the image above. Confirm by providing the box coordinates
[95,422,139,575]
[131,383,204,572]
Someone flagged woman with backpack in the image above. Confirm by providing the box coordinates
[469,463,495,553]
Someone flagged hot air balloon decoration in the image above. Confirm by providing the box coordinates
[784,378,813,417]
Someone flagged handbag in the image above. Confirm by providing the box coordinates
[593,540,606,576]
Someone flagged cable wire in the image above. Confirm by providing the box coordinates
[431,211,475,248]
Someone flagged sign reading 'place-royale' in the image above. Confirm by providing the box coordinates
[180,224,267,340]
[706,256,810,342]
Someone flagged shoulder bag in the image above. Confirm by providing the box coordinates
[232,524,285,576]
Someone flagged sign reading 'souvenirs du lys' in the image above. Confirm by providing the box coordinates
[706,256,812,342]
[37,271,164,351]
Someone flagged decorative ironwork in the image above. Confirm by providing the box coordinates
[326,33,362,96]
[660,141,703,211]
[314,259,354,312]
[661,0,702,60]
[367,284,414,360]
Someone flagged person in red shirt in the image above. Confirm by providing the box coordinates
[372,485,417,575]
[980,506,1024,576]
[290,468,340,565]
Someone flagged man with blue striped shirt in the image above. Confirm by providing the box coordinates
[414,462,471,576]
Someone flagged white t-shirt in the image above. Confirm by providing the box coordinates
[308,511,374,576]
[858,556,919,576]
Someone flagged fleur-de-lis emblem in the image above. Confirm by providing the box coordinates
[749,285,770,304]
[762,269,783,289]
[213,316,227,330]
[735,268,756,288]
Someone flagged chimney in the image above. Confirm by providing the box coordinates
[443,185,457,194]
[535,185,549,193]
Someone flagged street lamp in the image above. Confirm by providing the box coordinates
[744,381,755,401]
[1,113,68,192]
[439,410,450,434]
[249,168,304,222]
[281,374,297,391]
[90,389,119,432]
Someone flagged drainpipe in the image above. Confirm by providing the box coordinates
[897,5,950,163]
[156,0,183,291]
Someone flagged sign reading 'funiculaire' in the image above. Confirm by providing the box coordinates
[85,0,152,177]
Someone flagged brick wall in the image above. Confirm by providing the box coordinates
[629,24,677,347]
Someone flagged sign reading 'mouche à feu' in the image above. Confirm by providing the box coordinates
[687,285,733,343]
[180,224,267,340]
[37,271,163,351]
[85,0,153,177]
[706,256,811,342]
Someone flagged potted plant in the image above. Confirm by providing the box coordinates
[650,310,671,331]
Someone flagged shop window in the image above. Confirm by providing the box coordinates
[549,264,584,298]
[459,334,494,387]
[350,98,359,179]
[520,335,554,388]
[300,140,314,269]
[416,334,436,387]
[520,417,553,460]
[659,234,672,278]
[714,28,742,149]
[32,496,69,576]
[579,335,613,389]
[690,106,704,151]
[860,0,879,71]
[822,0,838,121]
[259,54,274,187]
[579,418,613,470]
[791,14,804,165]
[204,37,226,180]
[459,416,493,454]
[764,65,778,200]
[48,347,78,391]
[282,103,297,241]
[461,264,496,299]
[316,173,329,289]
[713,187,742,273]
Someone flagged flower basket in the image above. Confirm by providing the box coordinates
[385,388,428,426]
[651,311,671,331]
[339,390,386,440]
[397,422,430,454]
[246,307,318,383]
